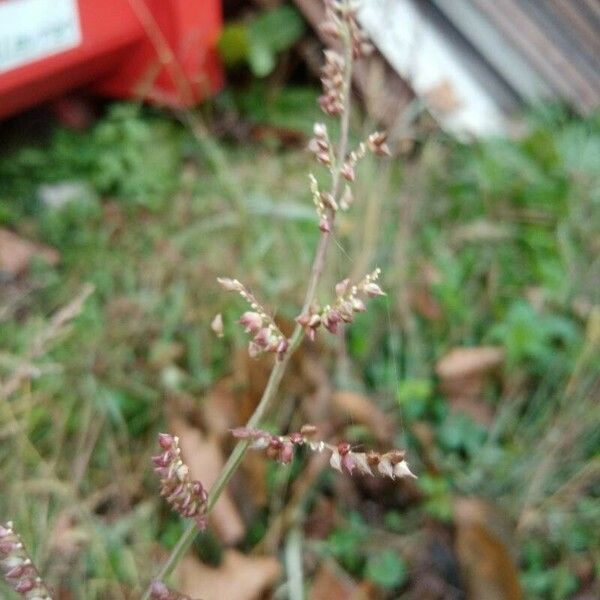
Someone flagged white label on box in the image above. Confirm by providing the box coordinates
[0,0,81,74]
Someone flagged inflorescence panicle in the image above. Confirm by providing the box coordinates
[367,131,391,156]
[217,278,288,360]
[152,434,208,529]
[321,0,374,58]
[142,4,411,597]
[309,173,338,233]
[297,268,385,339]
[0,522,53,599]
[307,128,390,226]
[230,425,416,480]
[318,0,373,117]
[307,2,390,232]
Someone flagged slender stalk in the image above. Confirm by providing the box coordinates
[142,14,355,600]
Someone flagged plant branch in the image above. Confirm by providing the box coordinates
[142,11,356,599]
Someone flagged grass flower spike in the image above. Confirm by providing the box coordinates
[217,277,288,359]
[152,434,208,529]
[0,522,53,599]
[298,268,385,338]
[231,426,416,480]
[142,3,408,596]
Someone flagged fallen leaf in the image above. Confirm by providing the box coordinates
[436,346,504,381]
[331,390,394,442]
[178,551,280,600]
[299,354,333,424]
[454,497,522,600]
[200,377,240,440]
[170,419,245,545]
[0,228,59,278]
[436,347,504,426]
[410,287,443,321]
[409,262,443,322]
[410,421,441,476]
[309,561,359,600]
[424,80,461,114]
[237,450,268,510]
[310,560,378,600]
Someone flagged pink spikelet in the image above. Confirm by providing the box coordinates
[217,278,289,360]
[0,522,54,599]
[298,268,386,339]
[152,433,208,529]
[231,425,416,480]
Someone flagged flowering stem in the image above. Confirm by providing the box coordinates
[143,363,285,597]
[142,12,355,600]
[142,222,331,599]
[296,34,353,325]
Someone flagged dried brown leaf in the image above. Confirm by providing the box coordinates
[200,377,240,440]
[424,80,462,114]
[310,561,359,600]
[177,551,280,600]
[454,498,522,600]
[310,561,377,600]
[0,228,59,277]
[331,390,394,442]
[410,287,443,321]
[436,347,504,380]
[238,451,268,509]
[436,347,504,425]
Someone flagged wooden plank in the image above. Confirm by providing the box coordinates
[549,0,600,58]
[526,0,600,90]
[357,0,510,135]
[581,0,600,22]
[472,0,599,113]
[431,0,552,102]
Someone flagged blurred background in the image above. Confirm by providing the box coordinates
[1,1,599,598]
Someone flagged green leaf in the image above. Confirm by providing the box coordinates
[249,6,305,54]
[218,7,304,77]
[218,23,250,66]
[325,513,368,575]
[397,378,433,420]
[365,550,407,589]
[248,42,276,78]
[438,413,486,456]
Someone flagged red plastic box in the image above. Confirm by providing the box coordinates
[0,0,223,120]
